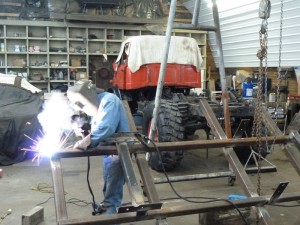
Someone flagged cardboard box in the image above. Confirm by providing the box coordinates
[13,58,26,67]
[71,59,81,67]
[76,72,88,80]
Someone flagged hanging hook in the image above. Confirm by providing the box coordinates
[259,0,271,19]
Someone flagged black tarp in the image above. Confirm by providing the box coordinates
[0,83,43,165]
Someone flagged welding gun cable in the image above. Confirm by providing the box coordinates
[146,137,250,225]
[86,156,97,215]
[36,196,54,206]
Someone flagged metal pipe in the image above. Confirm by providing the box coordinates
[211,0,232,138]
[191,0,201,26]
[148,0,177,142]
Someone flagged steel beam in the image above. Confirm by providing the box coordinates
[57,192,300,225]
[116,143,144,206]
[262,106,300,176]
[136,155,160,202]
[199,99,258,195]
[198,99,275,225]
[122,100,167,224]
[53,135,289,158]
[153,166,277,184]
[262,106,282,136]
[51,157,68,221]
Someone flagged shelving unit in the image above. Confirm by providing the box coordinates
[0,19,207,93]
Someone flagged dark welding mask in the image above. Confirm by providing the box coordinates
[67,80,103,116]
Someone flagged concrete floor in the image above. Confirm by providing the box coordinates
[1,136,300,225]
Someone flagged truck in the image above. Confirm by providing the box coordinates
[110,35,265,171]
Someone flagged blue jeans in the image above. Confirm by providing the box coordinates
[102,155,125,214]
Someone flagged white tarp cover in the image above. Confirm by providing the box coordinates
[0,74,41,93]
[116,35,203,73]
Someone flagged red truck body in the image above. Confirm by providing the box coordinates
[112,62,201,90]
[111,35,202,91]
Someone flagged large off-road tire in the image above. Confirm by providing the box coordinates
[142,100,188,171]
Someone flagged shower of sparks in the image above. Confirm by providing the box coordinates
[22,130,74,161]
[22,92,75,161]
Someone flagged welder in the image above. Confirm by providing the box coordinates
[67,79,130,216]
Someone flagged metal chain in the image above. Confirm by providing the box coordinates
[254,0,271,205]
[254,25,268,197]
[269,0,284,152]
[264,20,269,103]
[255,40,264,196]
[254,1,271,224]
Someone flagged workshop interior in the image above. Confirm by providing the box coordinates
[1,0,300,225]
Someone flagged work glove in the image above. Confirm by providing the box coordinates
[74,134,91,151]
[71,112,91,138]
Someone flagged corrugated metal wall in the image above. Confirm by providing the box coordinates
[183,0,300,68]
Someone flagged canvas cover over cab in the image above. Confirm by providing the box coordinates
[0,75,43,165]
[113,35,203,90]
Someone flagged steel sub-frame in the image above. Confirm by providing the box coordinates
[54,192,300,225]
[50,99,300,225]
[50,150,300,225]
[198,98,274,225]
[261,105,300,176]
[153,166,277,184]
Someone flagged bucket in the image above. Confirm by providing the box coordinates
[242,82,253,98]
[269,93,276,102]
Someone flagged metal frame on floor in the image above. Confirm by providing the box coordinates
[50,100,300,225]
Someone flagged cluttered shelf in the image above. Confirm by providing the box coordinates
[0,19,207,93]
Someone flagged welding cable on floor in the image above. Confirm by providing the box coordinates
[140,134,250,225]
[67,198,91,207]
[86,156,98,215]
[36,197,54,206]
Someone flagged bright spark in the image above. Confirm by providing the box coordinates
[22,92,75,160]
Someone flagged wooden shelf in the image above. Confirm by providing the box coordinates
[0,19,207,93]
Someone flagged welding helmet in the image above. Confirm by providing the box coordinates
[67,80,103,116]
